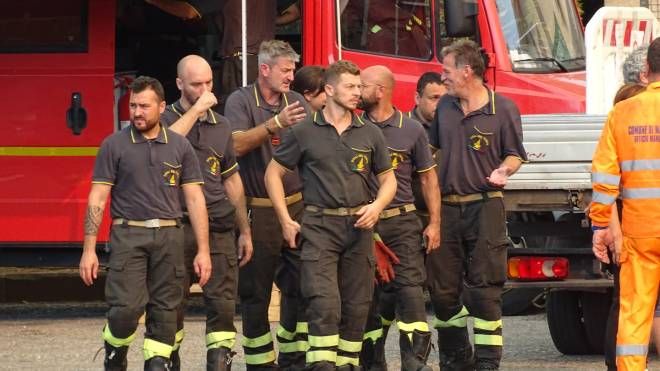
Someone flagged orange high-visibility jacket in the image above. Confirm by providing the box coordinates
[590,82,660,238]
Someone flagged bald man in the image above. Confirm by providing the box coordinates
[161,55,254,371]
[358,65,441,371]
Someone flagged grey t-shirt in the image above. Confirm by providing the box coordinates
[161,101,238,218]
[92,125,203,220]
[365,110,436,208]
[428,90,527,195]
[224,83,309,198]
[274,110,392,209]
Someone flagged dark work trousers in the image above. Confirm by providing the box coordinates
[362,213,429,369]
[239,201,305,370]
[426,197,508,367]
[104,224,185,360]
[299,210,375,369]
[175,224,238,352]
[364,213,428,333]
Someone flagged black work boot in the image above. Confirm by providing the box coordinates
[400,331,432,371]
[475,359,499,370]
[207,347,236,371]
[169,349,181,371]
[438,346,474,371]
[144,356,171,371]
[104,342,128,371]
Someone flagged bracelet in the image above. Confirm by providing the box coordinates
[591,225,609,232]
[274,114,284,129]
[264,122,274,136]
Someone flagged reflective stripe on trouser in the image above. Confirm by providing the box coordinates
[102,324,136,348]
[144,338,173,360]
[177,228,238,351]
[300,211,375,367]
[473,318,503,348]
[276,322,310,353]
[241,331,276,365]
[105,226,185,360]
[172,329,185,351]
[616,237,660,371]
[239,203,304,368]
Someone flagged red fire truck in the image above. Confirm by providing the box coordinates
[0,0,587,264]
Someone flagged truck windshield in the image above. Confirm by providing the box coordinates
[496,0,585,73]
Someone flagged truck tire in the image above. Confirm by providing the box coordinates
[581,291,612,354]
[502,288,544,316]
[546,291,591,355]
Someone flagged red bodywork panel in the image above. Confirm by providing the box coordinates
[0,1,115,244]
[302,0,586,114]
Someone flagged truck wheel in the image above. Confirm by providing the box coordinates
[502,288,544,316]
[581,291,613,354]
[546,291,591,355]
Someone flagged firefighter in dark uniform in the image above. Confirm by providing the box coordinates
[357,65,441,371]
[79,76,212,371]
[160,55,254,370]
[265,60,397,370]
[223,40,309,369]
[427,40,527,371]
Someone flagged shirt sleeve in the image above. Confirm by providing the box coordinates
[589,111,619,228]
[273,127,302,171]
[180,139,204,185]
[224,91,254,134]
[92,137,117,185]
[428,105,441,150]
[412,125,436,172]
[371,126,393,175]
[159,108,179,128]
[220,125,239,180]
[500,99,528,162]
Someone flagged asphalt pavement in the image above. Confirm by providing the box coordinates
[3,301,657,370]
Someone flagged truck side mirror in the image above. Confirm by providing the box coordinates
[444,0,477,38]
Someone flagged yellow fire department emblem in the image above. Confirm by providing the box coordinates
[469,134,489,151]
[206,156,221,176]
[163,169,180,185]
[351,153,369,173]
[468,126,492,152]
[390,152,406,169]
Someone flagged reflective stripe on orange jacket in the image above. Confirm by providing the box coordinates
[590,81,660,238]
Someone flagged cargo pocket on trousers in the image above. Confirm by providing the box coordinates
[485,237,509,286]
[299,242,321,299]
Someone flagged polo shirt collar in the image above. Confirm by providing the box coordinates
[451,86,496,116]
[648,81,660,91]
[170,100,217,124]
[410,106,431,127]
[130,124,168,144]
[313,110,366,128]
[253,82,289,111]
[362,109,402,128]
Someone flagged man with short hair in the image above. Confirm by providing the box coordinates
[161,55,253,371]
[408,71,446,126]
[591,37,660,371]
[79,76,212,371]
[358,65,440,371]
[224,40,309,369]
[265,59,397,370]
[428,39,527,370]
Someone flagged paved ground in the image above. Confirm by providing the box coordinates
[3,301,658,370]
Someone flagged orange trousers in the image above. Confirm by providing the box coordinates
[617,237,660,371]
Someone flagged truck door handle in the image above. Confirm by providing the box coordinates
[66,92,87,135]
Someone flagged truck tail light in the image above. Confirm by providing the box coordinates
[507,257,569,280]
